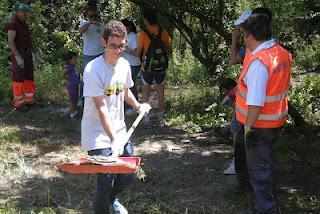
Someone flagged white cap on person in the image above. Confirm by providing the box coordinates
[234,9,252,26]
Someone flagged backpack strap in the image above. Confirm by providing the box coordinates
[143,27,163,41]
[157,28,163,39]
[143,28,155,41]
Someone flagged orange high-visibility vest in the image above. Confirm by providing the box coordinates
[236,44,292,128]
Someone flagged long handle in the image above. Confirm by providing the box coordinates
[124,110,147,143]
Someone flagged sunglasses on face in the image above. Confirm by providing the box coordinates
[107,43,127,51]
[89,14,98,18]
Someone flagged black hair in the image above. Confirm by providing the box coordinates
[85,4,97,15]
[219,78,237,91]
[142,8,158,25]
[252,7,272,22]
[62,51,77,63]
[121,18,137,33]
[243,13,272,41]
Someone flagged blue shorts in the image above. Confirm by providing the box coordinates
[141,71,166,85]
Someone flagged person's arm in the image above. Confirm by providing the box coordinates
[246,106,262,127]
[79,20,99,35]
[230,28,243,65]
[92,96,116,141]
[8,29,24,68]
[60,68,69,81]
[129,31,144,57]
[8,30,19,56]
[124,88,140,111]
[245,60,269,128]
[130,45,143,57]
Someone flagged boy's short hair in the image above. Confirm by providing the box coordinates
[103,20,127,42]
[219,78,237,91]
[62,51,77,63]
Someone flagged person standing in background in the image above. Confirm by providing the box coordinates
[78,4,105,105]
[132,9,172,127]
[121,18,141,116]
[6,3,36,111]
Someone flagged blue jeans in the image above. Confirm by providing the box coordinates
[80,54,103,100]
[88,143,135,214]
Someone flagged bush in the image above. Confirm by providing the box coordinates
[294,35,320,71]
[289,74,320,125]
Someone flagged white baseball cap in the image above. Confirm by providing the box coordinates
[234,10,252,26]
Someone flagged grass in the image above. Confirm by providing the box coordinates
[0,82,319,213]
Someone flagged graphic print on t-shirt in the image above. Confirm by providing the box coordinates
[104,80,125,96]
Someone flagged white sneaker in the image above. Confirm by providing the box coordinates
[112,199,128,214]
[125,108,136,116]
[69,111,78,118]
[223,161,235,175]
[58,107,69,114]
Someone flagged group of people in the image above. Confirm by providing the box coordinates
[6,2,294,214]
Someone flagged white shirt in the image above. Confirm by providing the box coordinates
[122,32,141,66]
[81,56,134,151]
[244,39,276,106]
[79,20,105,56]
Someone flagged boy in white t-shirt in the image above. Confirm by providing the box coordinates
[82,20,150,214]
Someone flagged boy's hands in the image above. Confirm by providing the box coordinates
[136,103,151,114]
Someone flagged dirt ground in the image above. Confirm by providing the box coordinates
[0,90,319,213]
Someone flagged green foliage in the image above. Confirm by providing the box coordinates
[35,63,67,103]
[166,30,209,85]
[289,74,320,125]
[166,85,231,133]
[294,35,320,71]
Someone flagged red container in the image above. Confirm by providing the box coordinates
[56,156,141,174]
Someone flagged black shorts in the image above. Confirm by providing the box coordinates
[141,71,166,85]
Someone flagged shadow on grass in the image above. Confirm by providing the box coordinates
[1,105,319,213]
[0,105,81,156]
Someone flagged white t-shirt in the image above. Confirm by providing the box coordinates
[81,56,134,151]
[122,32,141,66]
[79,20,105,56]
[244,39,276,106]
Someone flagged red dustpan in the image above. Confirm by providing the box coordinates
[56,108,147,174]
[56,156,141,174]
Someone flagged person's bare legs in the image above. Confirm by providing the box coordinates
[156,83,165,125]
[142,85,150,104]
[142,84,151,126]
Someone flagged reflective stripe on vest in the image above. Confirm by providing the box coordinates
[237,87,288,103]
[24,93,34,97]
[236,106,288,121]
[14,95,24,100]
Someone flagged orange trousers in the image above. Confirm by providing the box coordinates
[13,80,36,108]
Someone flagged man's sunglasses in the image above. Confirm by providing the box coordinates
[89,14,98,18]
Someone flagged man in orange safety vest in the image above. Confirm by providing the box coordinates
[236,14,291,214]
